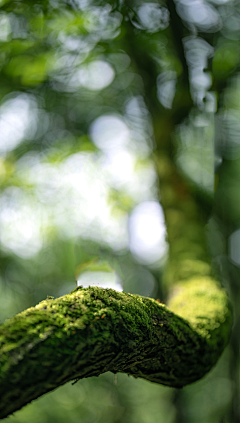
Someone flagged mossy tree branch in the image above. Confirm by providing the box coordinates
[0,282,231,419]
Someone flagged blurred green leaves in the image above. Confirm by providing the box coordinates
[213,43,240,81]
[4,53,52,86]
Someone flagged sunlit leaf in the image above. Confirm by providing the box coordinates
[4,53,53,86]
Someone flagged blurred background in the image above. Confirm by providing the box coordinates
[0,0,240,421]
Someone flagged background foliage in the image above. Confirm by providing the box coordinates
[0,0,240,421]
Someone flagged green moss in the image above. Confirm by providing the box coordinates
[0,281,231,419]
[168,276,231,339]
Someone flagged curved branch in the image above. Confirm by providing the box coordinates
[0,280,231,419]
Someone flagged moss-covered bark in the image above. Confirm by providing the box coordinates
[0,281,231,419]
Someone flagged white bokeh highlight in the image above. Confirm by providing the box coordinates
[90,115,129,151]
[0,14,11,41]
[0,187,44,258]
[70,60,115,90]
[128,201,168,265]
[0,94,37,154]
[229,229,240,266]
[77,271,123,291]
